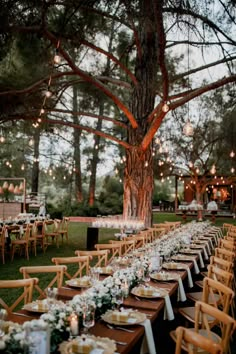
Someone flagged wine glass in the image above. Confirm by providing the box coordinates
[45,287,58,308]
[111,287,124,310]
[82,303,96,334]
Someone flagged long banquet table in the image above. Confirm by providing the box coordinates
[5,221,219,354]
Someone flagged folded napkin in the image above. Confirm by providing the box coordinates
[140,319,157,354]
[197,251,205,268]
[177,277,186,302]
[202,245,208,260]
[186,266,193,288]
[192,258,200,274]
[163,294,174,321]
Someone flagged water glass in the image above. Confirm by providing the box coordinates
[111,287,124,310]
[45,287,57,307]
[82,303,96,334]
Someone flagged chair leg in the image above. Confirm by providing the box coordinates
[11,245,15,262]
[25,245,29,260]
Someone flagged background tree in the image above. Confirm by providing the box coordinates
[0,1,236,225]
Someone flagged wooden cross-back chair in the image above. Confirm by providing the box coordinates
[0,278,38,314]
[215,248,235,263]
[20,265,66,299]
[58,217,70,243]
[174,326,223,354]
[31,220,48,253]
[51,256,91,280]
[0,226,6,264]
[218,239,236,252]
[109,239,135,255]
[44,219,60,248]
[151,227,166,240]
[193,301,236,354]
[189,265,234,303]
[178,277,234,327]
[127,235,146,249]
[172,301,236,353]
[95,243,122,263]
[200,256,233,280]
[223,223,233,235]
[75,250,109,268]
[11,224,36,261]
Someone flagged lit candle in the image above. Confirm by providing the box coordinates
[122,279,129,297]
[70,313,79,336]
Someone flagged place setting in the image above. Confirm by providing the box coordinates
[66,276,92,289]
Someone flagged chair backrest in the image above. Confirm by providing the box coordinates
[202,277,234,314]
[20,265,66,299]
[223,223,233,234]
[194,301,236,353]
[127,235,146,249]
[95,243,122,262]
[31,220,45,237]
[0,278,38,313]
[215,248,235,263]
[207,265,233,288]
[51,256,91,280]
[209,256,233,273]
[61,217,70,231]
[218,239,236,252]
[75,250,109,267]
[109,239,135,255]
[175,326,223,354]
[44,219,60,233]
[21,224,31,241]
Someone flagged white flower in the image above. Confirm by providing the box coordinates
[0,340,6,350]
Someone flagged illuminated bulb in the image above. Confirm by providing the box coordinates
[161,178,164,183]
[53,176,55,180]
[169,167,172,171]
[230,150,235,158]
[123,156,126,162]
[160,172,163,176]
[6,161,9,166]
[186,186,188,189]
[119,178,122,183]
[63,176,66,180]
[0,136,5,143]
[73,167,76,172]
[221,176,223,180]
[54,54,61,64]
[95,145,98,150]
[159,146,163,153]
[167,176,169,180]
[155,137,160,144]
[38,118,42,123]
[45,89,52,98]
[40,108,45,115]
[144,161,148,167]
[231,167,235,173]
[210,164,216,174]
[152,152,155,156]
[214,175,217,179]
[21,164,25,170]
[115,168,118,174]
[162,102,169,113]
[169,180,172,183]
[196,168,200,174]
[189,161,193,168]
[29,139,34,146]
[231,185,233,188]
[190,144,193,149]
[9,164,12,168]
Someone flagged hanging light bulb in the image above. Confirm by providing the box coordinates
[162,102,169,113]
[45,88,52,98]
[189,161,193,168]
[155,137,160,144]
[53,50,61,64]
[3,181,8,189]
[210,164,216,174]
[231,167,235,173]
[183,119,194,136]
[29,139,34,146]
[144,161,148,167]
[14,185,20,194]
[21,164,25,171]
[230,150,235,158]
[40,108,45,115]
[196,168,200,174]
[0,135,5,143]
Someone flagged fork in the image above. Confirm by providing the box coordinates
[106,324,135,333]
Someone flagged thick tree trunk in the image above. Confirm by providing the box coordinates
[31,129,40,193]
[123,0,158,227]
[123,145,153,226]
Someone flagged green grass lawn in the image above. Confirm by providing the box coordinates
[0,213,235,308]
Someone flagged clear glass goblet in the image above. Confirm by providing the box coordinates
[82,303,96,334]
[0,309,7,338]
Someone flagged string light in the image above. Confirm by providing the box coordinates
[230,150,235,158]
[162,102,169,113]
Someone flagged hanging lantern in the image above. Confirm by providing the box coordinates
[183,119,193,136]
[14,185,20,194]
[3,181,8,189]
[8,183,14,193]
[54,53,61,64]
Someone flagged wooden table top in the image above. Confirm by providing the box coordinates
[6,258,198,354]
